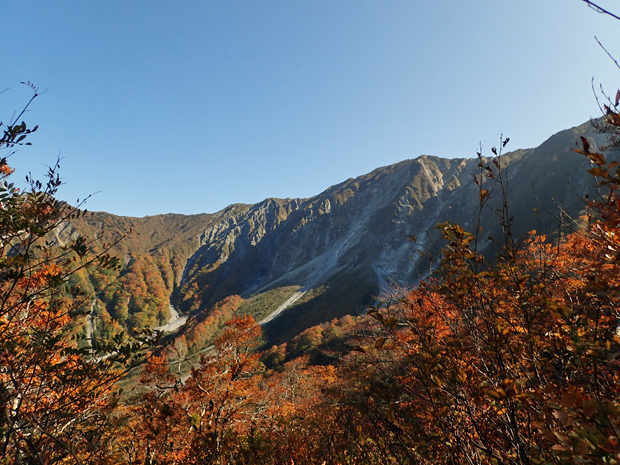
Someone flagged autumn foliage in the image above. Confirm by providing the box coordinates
[105,124,620,464]
[328,131,620,463]
[0,86,153,464]
[0,87,123,463]
[4,63,620,463]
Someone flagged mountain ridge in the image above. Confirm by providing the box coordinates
[66,120,612,344]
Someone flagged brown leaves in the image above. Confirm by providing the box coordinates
[581,136,591,153]
[339,164,620,463]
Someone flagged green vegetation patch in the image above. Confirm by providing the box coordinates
[237,285,302,322]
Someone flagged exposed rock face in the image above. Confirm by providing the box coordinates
[72,120,615,342]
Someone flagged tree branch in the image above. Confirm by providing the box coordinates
[581,0,620,21]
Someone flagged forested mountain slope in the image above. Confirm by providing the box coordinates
[68,120,610,344]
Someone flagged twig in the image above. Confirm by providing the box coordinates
[595,36,620,71]
[582,0,620,22]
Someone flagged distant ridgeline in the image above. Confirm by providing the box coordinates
[63,120,611,349]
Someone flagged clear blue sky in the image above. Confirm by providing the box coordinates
[2,1,620,217]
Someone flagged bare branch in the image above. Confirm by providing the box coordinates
[581,0,620,21]
[595,36,620,71]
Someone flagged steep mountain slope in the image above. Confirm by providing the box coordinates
[69,120,612,344]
